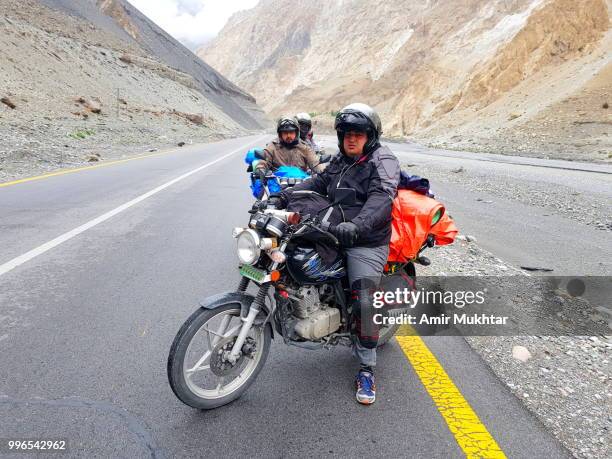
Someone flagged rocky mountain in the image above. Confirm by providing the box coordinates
[0,0,268,181]
[41,0,268,129]
[199,0,611,161]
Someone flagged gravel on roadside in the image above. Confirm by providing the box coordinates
[406,161,612,232]
[0,117,244,183]
[419,237,611,459]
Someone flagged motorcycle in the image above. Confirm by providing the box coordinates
[167,188,435,410]
[245,148,331,200]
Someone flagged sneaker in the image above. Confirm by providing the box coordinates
[355,370,376,405]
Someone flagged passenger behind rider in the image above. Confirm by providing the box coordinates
[295,112,324,156]
[272,103,400,405]
[255,116,324,177]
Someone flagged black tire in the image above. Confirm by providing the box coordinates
[167,303,272,410]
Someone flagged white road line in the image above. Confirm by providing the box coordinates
[0,136,266,277]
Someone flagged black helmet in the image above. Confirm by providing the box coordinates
[295,112,312,140]
[277,116,300,147]
[334,103,382,155]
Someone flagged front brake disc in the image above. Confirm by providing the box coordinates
[209,336,257,377]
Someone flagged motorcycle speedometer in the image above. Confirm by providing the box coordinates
[265,216,287,237]
[236,229,261,265]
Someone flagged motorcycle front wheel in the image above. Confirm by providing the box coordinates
[167,303,272,409]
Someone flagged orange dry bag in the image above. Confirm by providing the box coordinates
[388,190,459,263]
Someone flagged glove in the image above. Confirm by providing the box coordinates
[266,194,287,209]
[334,222,359,247]
[255,168,268,182]
[251,200,267,212]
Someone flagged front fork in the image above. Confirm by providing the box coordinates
[229,243,286,361]
[227,283,269,362]
[237,276,249,292]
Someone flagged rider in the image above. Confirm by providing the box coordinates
[255,116,323,175]
[295,112,323,156]
[274,103,400,405]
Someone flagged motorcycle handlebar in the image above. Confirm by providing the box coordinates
[313,223,340,247]
[324,226,340,247]
[294,219,340,247]
[294,217,433,255]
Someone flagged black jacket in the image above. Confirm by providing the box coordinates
[283,144,400,247]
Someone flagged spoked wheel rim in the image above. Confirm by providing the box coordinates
[182,308,265,399]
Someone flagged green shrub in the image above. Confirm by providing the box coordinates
[69,129,95,140]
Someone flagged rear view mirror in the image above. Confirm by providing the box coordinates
[335,188,356,206]
[318,154,331,164]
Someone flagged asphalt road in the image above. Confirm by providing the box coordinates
[318,136,612,276]
[0,135,589,458]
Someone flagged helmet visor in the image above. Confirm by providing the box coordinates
[278,120,298,132]
[335,110,373,133]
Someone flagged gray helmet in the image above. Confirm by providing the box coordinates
[334,103,382,154]
[295,112,312,140]
[277,116,300,147]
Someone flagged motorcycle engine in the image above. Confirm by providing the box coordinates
[289,286,341,340]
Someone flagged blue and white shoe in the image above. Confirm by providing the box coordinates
[355,370,376,405]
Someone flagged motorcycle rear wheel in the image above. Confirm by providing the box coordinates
[167,303,272,410]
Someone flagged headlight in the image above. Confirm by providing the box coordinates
[236,229,261,265]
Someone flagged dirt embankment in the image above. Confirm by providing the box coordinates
[0,0,261,182]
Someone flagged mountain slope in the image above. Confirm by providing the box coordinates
[199,0,611,161]
[40,0,268,129]
[0,0,268,181]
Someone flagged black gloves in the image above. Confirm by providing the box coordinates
[334,222,359,247]
[251,200,267,212]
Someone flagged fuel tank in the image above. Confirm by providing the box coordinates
[286,244,345,285]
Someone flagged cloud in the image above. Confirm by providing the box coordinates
[176,0,204,16]
[127,0,259,49]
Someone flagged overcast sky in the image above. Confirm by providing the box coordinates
[127,0,260,50]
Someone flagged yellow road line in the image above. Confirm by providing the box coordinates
[396,328,506,458]
[0,148,179,188]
